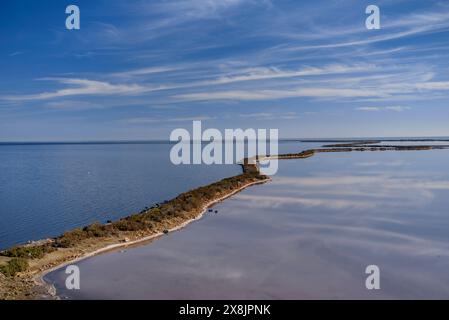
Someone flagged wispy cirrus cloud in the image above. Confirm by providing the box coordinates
[209,64,374,85]
[125,115,215,124]
[279,10,449,52]
[239,112,299,120]
[0,64,376,102]
[149,0,249,19]
[3,0,449,140]
[111,66,184,78]
[2,78,158,101]
[356,106,411,112]
[174,87,384,102]
[8,51,23,57]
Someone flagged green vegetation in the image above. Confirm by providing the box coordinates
[52,171,267,248]
[0,258,29,277]
[1,243,55,259]
[54,223,118,248]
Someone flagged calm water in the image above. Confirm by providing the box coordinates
[0,141,310,249]
[46,149,449,299]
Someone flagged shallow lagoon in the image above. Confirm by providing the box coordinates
[46,149,449,299]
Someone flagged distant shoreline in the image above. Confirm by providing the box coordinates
[1,138,449,146]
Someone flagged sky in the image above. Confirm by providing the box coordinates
[1,0,449,141]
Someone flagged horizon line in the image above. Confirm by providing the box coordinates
[1,136,449,146]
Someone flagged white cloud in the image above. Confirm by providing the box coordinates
[175,87,383,102]
[356,107,381,112]
[112,66,182,78]
[8,51,23,57]
[239,112,299,120]
[210,64,374,85]
[415,82,449,90]
[151,0,248,19]
[281,10,449,52]
[385,106,411,112]
[356,106,411,112]
[44,100,104,110]
[3,78,156,101]
[125,116,215,124]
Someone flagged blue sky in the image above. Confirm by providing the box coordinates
[1,0,449,141]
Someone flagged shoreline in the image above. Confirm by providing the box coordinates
[34,177,270,299]
[0,165,269,299]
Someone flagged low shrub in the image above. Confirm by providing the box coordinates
[1,244,55,259]
[54,222,118,248]
[54,228,87,248]
[83,222,114,238]
[113,219,144,232]
[0,258,29,277]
